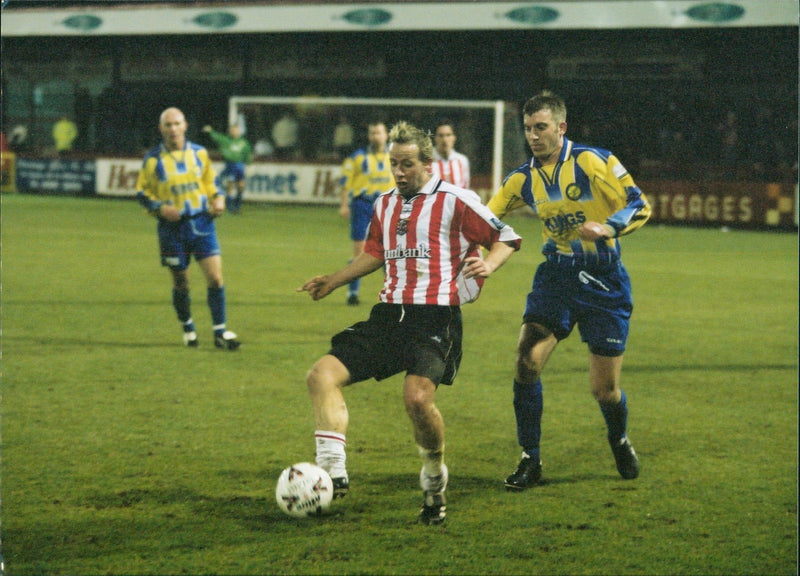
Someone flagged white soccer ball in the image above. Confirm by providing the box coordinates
[275,462,333,518]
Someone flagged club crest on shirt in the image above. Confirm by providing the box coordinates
[396,218,409,235]
[565,183,583,201]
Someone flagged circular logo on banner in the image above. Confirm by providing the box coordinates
[62,15,103,31]
[685,3,745,23]
[502,6,560,25]
[341,8,393,27]
[192,12,239,29]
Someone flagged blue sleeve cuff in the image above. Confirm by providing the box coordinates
[136,191,162,212]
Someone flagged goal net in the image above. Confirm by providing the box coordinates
[228,96,527,202]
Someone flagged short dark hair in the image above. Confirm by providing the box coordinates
[523,90,567,124]
[434,118,456,133]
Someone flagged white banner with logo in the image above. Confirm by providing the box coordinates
[3,1,796,37]
[95,158,340,205]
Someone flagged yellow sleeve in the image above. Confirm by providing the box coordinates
[486,172,529,219]
[136,157,162,201]
[340,157,356,190]
[198,149,220,197]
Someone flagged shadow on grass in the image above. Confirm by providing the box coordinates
[7,470,646,567]
[551,362,797,374]
[4,335,168,348]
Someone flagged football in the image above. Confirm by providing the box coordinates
[275,462,333,518]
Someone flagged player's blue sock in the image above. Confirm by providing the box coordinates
[600,390,629,443]
[172,288,192,324]
[208,286,226,335]
[514,378,542,461]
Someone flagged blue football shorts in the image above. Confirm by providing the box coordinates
[329,303,463,386]
[157,214,221,271]
[349,194,375,241]
[523,259,633,356]
[220,162,246,183]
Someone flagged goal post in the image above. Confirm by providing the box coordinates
[228,95,522,200]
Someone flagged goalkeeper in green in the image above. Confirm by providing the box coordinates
[203,124,253,213]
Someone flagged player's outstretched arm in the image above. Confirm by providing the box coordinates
[298,253,383,301]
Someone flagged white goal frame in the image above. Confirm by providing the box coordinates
[229,95,507,193]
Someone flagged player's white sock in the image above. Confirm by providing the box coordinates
[315,430,347,479]
[418,444,445,479]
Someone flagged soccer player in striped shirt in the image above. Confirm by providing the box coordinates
[487,90,651,490]
[431,119,471,189]
[136,107,240,350]
[299,121,521,525]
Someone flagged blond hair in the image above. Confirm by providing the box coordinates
[389,121,434,163]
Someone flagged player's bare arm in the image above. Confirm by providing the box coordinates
[299,252,383,300]
[462,241,517,279]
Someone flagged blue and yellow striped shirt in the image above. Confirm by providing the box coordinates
[488,138,650,262]
[339,146,394,200]
[136,142,220,218]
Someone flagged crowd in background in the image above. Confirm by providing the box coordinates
[4,87,798,183]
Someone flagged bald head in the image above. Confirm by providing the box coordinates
[159,107,187,151]
[160,107,184,125]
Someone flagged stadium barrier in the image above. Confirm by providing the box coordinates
[7,155,798,230]
[94,157,340,204]
[638,179,798,229]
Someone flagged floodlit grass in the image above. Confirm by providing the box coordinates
[2,194,797,575]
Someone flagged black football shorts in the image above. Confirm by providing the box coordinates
[329,302,463,386]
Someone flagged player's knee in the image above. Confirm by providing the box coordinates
[592,385,621,404]
[403,389,427,417]
[171,271,189,290]
[306,357,348,396]
[515,356,540,384]
[306,365,333,397]
[403,379,435,417]
[515,326,549,382]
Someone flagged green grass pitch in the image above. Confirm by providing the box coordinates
[1,194,797,575]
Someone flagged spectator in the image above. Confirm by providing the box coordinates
[333,114,355,160]
[253,137,274,159]
[52,116,78,157]
[271,112,299,160]
[9,124,29,153]
[717,110,740,179]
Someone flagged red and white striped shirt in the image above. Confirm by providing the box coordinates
[365,177,521,306]
[431,149,471,189]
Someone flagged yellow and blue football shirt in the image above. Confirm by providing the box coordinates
[339,146,394,200]
[136,142,219,217]
[488,138,650,263]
